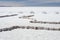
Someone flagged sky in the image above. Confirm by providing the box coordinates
[0,0,60,6]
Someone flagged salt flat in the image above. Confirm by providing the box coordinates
[0,29,60,40]
[0,7,60,40]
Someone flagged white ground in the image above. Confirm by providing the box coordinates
[0,7,60,40]
[0,29,60,40]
